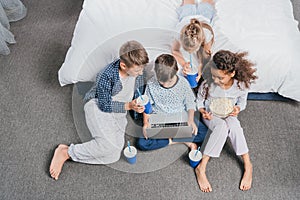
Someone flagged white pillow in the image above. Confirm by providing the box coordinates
[58,0,179,86]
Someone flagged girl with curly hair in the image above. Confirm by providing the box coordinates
[195,50,257,192]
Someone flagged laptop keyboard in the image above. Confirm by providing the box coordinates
[151,122,188,128]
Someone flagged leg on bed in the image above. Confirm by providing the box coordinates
[201,0,214,5]
[182,0,196,6]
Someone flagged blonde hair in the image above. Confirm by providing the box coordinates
[119,40,149,67]
[180,18,204,52]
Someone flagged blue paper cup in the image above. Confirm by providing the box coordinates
[123,146,137,164]
[144,100,152,114]
[186,72,198,88]
[137,95,152,114]
[188,149,202,168]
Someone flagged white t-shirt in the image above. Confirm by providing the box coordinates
[112,76,136,103]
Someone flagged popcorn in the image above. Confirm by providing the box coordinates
[209,98,234,118]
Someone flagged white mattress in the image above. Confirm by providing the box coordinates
[58,0,300,101]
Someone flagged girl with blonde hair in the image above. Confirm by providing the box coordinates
[172,0,215,87]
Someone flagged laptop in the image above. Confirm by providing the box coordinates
[146,111,193,139]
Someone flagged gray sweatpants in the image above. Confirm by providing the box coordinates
[68,99,127,164]
[202,116,249,157]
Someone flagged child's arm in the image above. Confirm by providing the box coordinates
[236,91,248,112]
[203,42,212,55]
[187,109,198,135]
[229,106,240,117]
[96,73,125,112]
[199,108,212,120]
[125,99,145,113]
[196,82,212,120]
[171,40,191,75]
[182,80,198,134]
[171,40,185,66]
[201,22,214,55]
[142,112,150,139]
[97,74,144,113]
[196,63,203,82]
[229,91,248,116]
[197,22,214,83]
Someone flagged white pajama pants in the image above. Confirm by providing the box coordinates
[202,116,249,157]
[68,99,127,164]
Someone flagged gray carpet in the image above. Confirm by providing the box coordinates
[1,0,299,199]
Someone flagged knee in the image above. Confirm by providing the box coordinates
[109,152,122,163]
[228,121,243,135]
[229,126,243,137]
[136,138,169,151]
[198,120,208,133]
[226,117,241,127]
[194,132,207,143]
[216,120,227,130]
[92,148,122,164]
[136,138,152,151]
[213,120,228,137]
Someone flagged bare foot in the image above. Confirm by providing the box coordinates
[184,142,198,150]
[49,144,70,180]
[169,140,198,150]
[195,166,212,192]
[240,163,253,191]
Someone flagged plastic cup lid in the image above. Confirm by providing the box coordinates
[189,150,202,161]
[124,146,137,158]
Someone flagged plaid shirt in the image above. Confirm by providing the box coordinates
[84,59,145,113]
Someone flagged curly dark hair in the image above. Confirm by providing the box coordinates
[204,50,257,89]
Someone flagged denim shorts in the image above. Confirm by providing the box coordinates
[176,2,215,22]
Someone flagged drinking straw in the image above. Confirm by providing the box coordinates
[127,141,131,153]
[137,88,144,101]
[194,146,201,157]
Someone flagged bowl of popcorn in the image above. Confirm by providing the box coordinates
[209,97,234,118]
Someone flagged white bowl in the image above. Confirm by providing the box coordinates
[209,97,234,118]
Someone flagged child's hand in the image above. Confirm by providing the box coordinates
[188,120,198,135]
[182,62,192,75]
[203,43,212,55]
[229,106,240,117]
[199,108,212,120]
[196,74,201,82]
[128,99,145,113]
[142,123,150,139]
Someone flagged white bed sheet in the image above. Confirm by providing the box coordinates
[58,0,300,101]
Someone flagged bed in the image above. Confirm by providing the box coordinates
[58,0,300,101]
